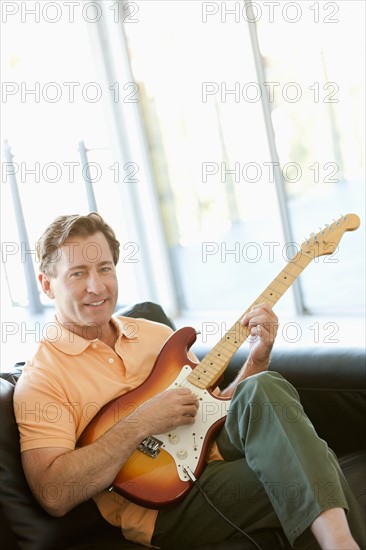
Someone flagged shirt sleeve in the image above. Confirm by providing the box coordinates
[13,361,77,452]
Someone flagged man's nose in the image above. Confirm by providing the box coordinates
[86,272,105,294]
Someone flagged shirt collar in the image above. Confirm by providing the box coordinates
[44,315,137,355]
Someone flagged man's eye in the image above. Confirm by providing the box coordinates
[100,267,111,272]
[71,272,83,277]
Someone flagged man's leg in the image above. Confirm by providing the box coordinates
[220,371,365,548]
[311,507,360,549]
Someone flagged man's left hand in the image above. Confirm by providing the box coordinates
[240,302,279,370]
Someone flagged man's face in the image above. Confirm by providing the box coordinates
[40,231,118,338]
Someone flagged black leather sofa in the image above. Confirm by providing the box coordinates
[1,302,365,550]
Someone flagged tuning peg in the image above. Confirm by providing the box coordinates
[310,232,318,241]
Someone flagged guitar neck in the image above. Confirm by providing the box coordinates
[187,251,313,389]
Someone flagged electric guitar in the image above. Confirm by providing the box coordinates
[77,213,360,508]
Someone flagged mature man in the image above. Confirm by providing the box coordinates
[14,213,365,549]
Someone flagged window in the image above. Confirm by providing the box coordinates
[122,0,365,315]
[256,0,365,314]
[1,0,365,350]
[1,3,140,313]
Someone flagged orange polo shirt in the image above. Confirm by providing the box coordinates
[14,315,223,547]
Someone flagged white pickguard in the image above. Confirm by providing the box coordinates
[153,365,231,482]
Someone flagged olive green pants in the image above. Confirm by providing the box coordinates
[152,372,365,549]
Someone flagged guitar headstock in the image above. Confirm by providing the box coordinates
[300,213,360,258]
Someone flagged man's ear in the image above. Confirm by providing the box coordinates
[39,273,55,299]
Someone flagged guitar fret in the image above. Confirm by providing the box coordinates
[288,259,308,273]
[194,364,221,377]
[187,373,212,387]
[263,289,281,301]
[197,362,225,375]
[273,277,292,288]
[190,372,211,383]
[222,328,248,345]
[212,347,232,359]
[206,347,231,359]
[219,344,239,355]
[195,362,224,375]
[201,355,227,366]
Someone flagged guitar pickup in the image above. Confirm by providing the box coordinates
[138,436,163,458]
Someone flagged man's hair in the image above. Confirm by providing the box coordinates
[36,213,120,277]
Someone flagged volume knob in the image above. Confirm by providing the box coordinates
[176,449,188,460]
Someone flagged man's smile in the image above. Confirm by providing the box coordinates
[85,299,108,307]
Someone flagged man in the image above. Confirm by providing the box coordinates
[14,213,365,549]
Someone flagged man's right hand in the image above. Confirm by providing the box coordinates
[136,388,199,434]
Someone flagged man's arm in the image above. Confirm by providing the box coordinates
[21,387,199,517]
[220,302,278,398]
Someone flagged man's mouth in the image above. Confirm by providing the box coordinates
[85,300,106,307]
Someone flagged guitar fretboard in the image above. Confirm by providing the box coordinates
[187,251,313,389]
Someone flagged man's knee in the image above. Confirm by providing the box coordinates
[234,371,299,406]
[238,370,283,393]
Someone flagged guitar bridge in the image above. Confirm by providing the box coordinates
[138,436,163,458]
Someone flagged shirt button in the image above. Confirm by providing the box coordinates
[92,343,97,349]
[108,357,114,364]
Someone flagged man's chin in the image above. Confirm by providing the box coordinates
[80,306,114,327]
